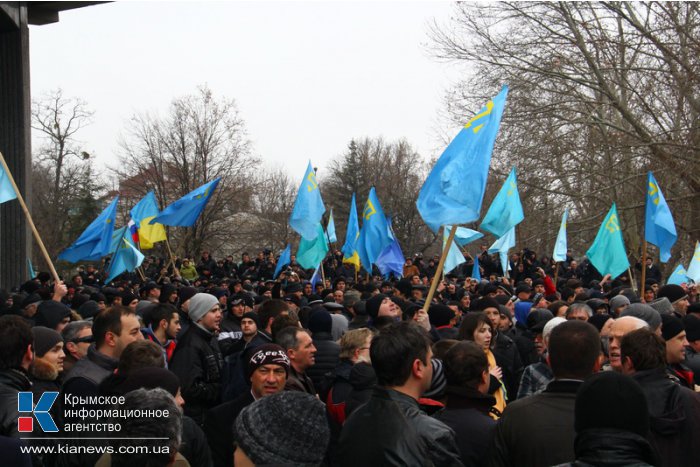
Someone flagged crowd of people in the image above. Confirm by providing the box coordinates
[0,245,699,466]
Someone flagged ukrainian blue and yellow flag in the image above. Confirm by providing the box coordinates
[130,191,167,250]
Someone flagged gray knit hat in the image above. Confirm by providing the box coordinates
[234,391,330,466]
[621,303,662,331]
[648,297,674,315]
[188,293,219,323]
[609,295,630,312]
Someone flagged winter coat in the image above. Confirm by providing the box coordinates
[337,387,463,467]
[204,391,254,467]
[435,385,497,467]
[307,331,340,390]
[492,331,524,401]
[285,364,316,395]
[488,379,582,467]
[29,356,62,399]
[553,428,658,467]
[631,368,700,467]
[169,323,224,424]
[344,362,377,418]
[141,326,177,363]
[180,264,198,281]
[0,369,31,437]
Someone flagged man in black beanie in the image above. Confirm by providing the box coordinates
[620,328,700,466]
[570,371,658,466]
[660,313,694,388]
[683,315,700,385]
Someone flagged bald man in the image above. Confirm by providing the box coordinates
[608,316,648,372]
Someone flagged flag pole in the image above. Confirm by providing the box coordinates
[628,267,637,293]
[164,237,179,276]
[640,242,648,301]
[0,151,60,284]
[423,225,457,312]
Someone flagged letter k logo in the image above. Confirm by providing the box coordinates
[18,392,59,432]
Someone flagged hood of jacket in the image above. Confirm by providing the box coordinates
[632,368,686,436]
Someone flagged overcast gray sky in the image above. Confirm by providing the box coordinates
[29,1,465,183]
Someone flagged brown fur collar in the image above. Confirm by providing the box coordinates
[30,356,59,381]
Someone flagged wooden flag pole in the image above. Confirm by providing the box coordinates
[628,267,637,293]
[164,237,179,276]
[640,242,648,301]
[423,226,458,313]
[0,151,60,284]
[321,262,326,288]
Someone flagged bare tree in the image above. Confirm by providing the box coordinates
[114,85,259,256]
[31,89,102,268]
[430,2,700,273]
[322,137,435,256]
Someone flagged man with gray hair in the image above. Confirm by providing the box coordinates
[98,387,184,467]
[565,303,592,321]
[61,320,93,374]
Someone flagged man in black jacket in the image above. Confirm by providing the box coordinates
[488,320,602,467]
[337,321,463,467]
[204,344,289,467]
[306,310,340,390]
[0,316,33,438]
[170,293,224,425]
[436,341,497,467]
[621,328,700,467]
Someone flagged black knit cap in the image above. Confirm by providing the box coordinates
[684,315,700,342]
[35,301,71,330]
[32,326,63,357]
[575,371,649,436]
[234,391,330,465]
[471,297,500,312]
[661,313,685,341]
[428,304,455,327]
[365,294,388,319]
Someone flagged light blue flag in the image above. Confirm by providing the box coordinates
[273,244,292,279]
[326,210,337,244]
[310,263,322,290]
[58,197,119,263]
[552,209,568,262]
[290,161,326,240]
[417,86,508,232]
[356,188,392,273]
[488,227,516,275]
[296,223,329,270]
[480,167,525,238]
[586,204,630,279]
[105,233,145,284]
[667,264,689,286]
[375,218,404,279]
[149,178,220,227]
[0,164,17,204]
[130,191,160,227]
[687,241,700,283]
[341,194,361,270]
[443,226,484,275]
[444,227,467,275]
[27,259,36,280]
[472,255,481,282]
[448,226,485,247]
[109,226,128,254]
[645,172,677,263]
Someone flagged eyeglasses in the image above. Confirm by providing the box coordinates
[70,336,94,344]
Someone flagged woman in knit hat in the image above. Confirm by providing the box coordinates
[459,312,506,418]
[30,326,65,398]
